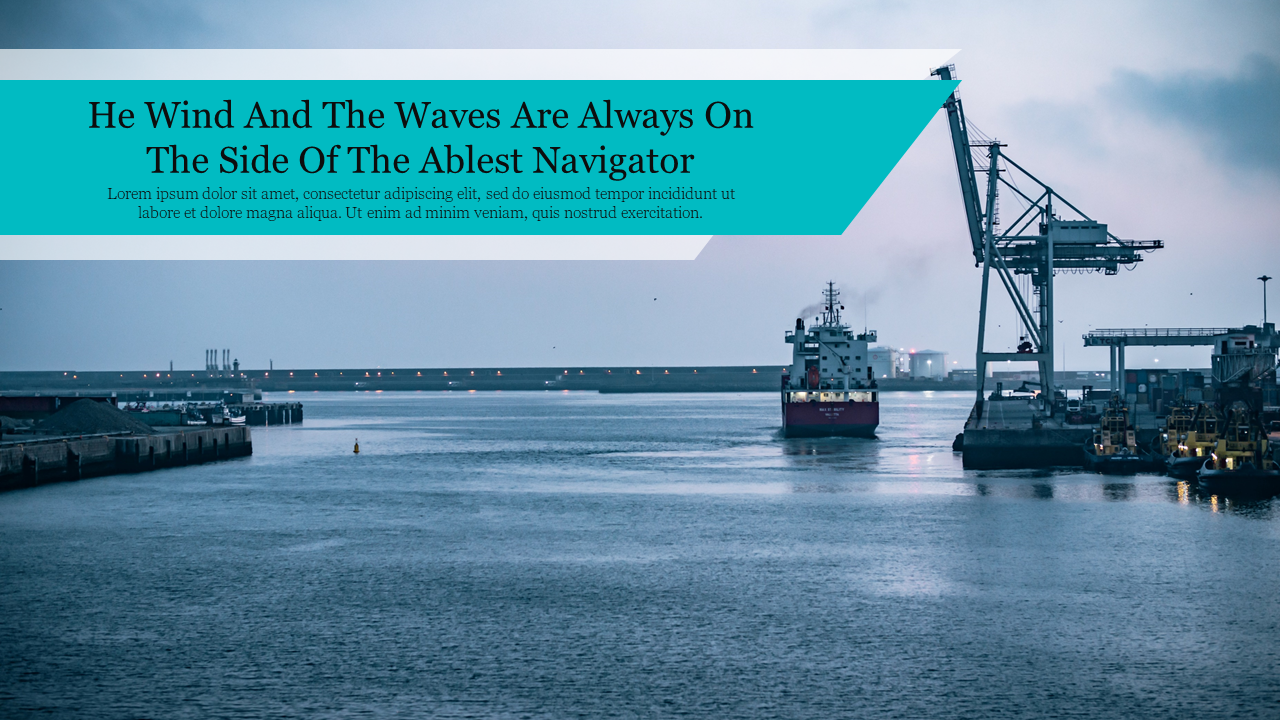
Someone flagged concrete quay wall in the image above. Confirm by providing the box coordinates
[962,426,1093,469]
[0,426,252,492]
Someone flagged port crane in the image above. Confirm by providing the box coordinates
[932,65,1164,417]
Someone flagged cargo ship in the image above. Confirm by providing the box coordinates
[781,283,879,437]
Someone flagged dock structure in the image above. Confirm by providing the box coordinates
[1084,328,1230,394]
[235,402,303,426]
[961,399,1091,469]
[0,425,252,493]
[1083,325,1278,396]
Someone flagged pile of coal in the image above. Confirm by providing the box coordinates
[0,416,34,436]
[35,400,155,436]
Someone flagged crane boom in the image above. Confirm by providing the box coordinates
[931,65,984,264]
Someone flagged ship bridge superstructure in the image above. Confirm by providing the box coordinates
[784,282,878,400]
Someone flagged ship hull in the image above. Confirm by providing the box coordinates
[782,400,878,438]
[1083,446,1163,475]
[1197,463,1280,497]
[1166,454,1207,480]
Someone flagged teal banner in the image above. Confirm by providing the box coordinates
[1,79,956,235]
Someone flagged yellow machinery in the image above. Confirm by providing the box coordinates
[1091,402,1135,457]
[1084,400,1160,473]
[1176,405,1221,461]
[1207,409,1270,471]
[1159,404,1195,456]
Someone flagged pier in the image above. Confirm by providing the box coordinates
[1,425,252,493]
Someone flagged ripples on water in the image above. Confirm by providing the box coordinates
[1,391,1277,719]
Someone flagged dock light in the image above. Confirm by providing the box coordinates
[497,371,502,376]
[471,371,475,376]
[417,372,421,376]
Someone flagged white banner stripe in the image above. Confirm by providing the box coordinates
[0,235,714,261]
[0,49,959,81]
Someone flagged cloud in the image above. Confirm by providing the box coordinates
[1112,54,1280,176]
[1006,100,1107,160]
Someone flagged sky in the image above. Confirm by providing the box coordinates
[1,0,1278,372]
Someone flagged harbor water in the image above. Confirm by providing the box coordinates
[1,391,1277,718]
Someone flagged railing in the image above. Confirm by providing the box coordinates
[1085,328,1231,339]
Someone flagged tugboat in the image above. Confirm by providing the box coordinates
[1158,403,1194,458]
[781,283,878,437]
[1197,407,1280,495]
[1166,404,1222,480]
[1083,399,1162,473]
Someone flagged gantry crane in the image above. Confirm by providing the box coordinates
[932,65,1164,418]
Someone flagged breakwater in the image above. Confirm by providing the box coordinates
[0,366,978,394]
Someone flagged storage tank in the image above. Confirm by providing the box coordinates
[909,350,948,379]
[868,346,899,380]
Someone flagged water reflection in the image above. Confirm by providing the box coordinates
[1102,483,1136,502]
[1181,485,1278,519]
[779,437,877,457]
[776,435,1279,514]
[768,402,1277,516]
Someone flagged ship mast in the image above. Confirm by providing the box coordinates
[821,281,843,327]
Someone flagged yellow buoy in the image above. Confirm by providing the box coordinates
[353,438,360,454]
